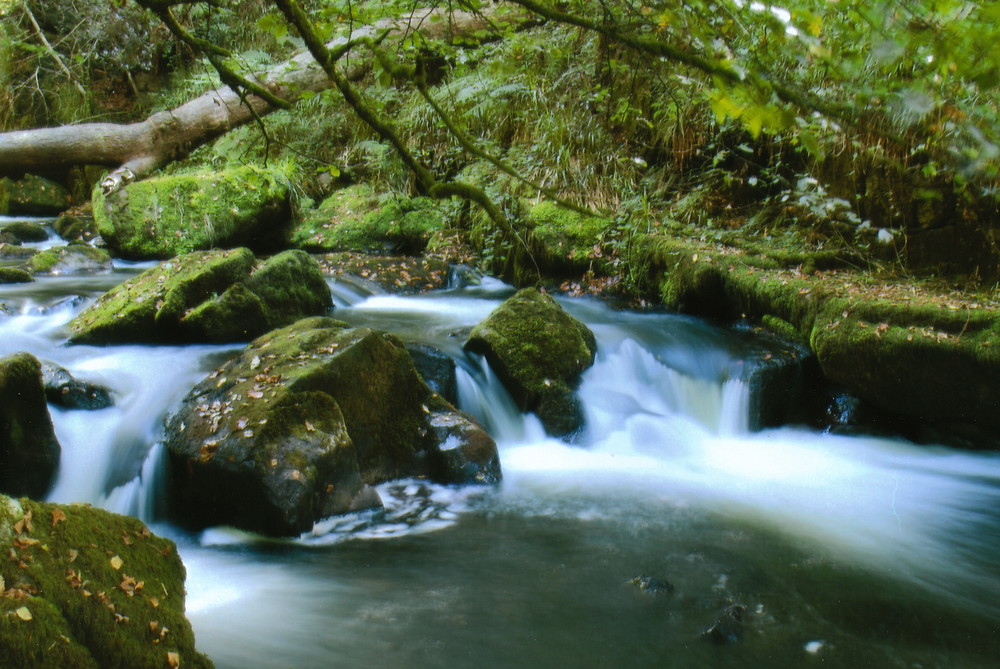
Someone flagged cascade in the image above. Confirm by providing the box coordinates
[1,244,999,668]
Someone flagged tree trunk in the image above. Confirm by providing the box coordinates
[0,6,522,187]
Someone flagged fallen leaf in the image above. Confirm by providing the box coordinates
[110,555,124,570]
[149,596,160,608]
[15,606,32,621]
[67,549,79,563]
[167,651,181,668]
[52,508,68,527]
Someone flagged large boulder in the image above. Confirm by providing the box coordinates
[0,495,213,668]
[0,353,60,499]
[465,288,597,437]
[68,248,332,345]
[0,174,72,216]
[164,317,500,536]
[93,164,292,259]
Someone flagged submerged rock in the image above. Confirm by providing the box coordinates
[164,317,500,536]
[627,575,675,596]
[41,361,113,410]
[93,164,292,259]
[465,287,597,437]
[0,494,213,668]
[68,248,332,345]
[700,603,747,645]
[27,244,112,275]
[0,352,60,498]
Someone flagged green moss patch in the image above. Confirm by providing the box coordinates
[291,185,449,255]
[94,164,293,259]
[0,495,212,668]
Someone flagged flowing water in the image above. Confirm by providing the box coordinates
[2,229,999,668]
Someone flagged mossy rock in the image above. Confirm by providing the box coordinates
[0,242,39,262]
[628,231,1000,436]
[0,174,72,216]
[523,201,612,277]
[164,317,500,536]
[68,248,332,345]
[0,221,49,244]
[290,185,448,255]
[0,267,33,284]
[93,164,293,259]
[54,207,98,242]
[0,353,60,499]
[41,361,114,411]
[27,244,112,275]
[465,288,597,437]
[0,495,213,669]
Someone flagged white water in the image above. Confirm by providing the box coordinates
[2,270,999,667]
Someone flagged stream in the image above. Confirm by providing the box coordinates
[2,217,1000,668]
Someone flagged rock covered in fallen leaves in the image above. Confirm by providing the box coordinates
[317,252,450,294]
[465,287,597,438]
[41,361,114,411]
[0,352,60,498]
[0,494,213,668]
[68,248,332,345]
[164,317,500,537]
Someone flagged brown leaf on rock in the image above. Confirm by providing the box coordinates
[51,508,68,527]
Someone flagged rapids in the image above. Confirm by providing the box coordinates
[1,232,998,668]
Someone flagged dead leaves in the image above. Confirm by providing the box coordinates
[13,510,33,535]
[51,508,68,527]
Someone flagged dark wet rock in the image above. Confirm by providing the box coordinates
[0,494,213,668]
[627,575,674,596]
[27,244,112,275]
[317,252,451,294]
[405,342,458,404]
[68,248,332,345]
[0,267,34,284]
[41,361,114,410]
[447,263,484,289]
[0,352,60,498]
[700,604,747,645]
[0,174,72,216]
[465,287,597,438]
[0,221,49,244]
[93,164,292,259]
[164,317,500,537]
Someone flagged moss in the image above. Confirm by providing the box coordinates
[27,245,112,275]
[0,495,212,668]
[290,186,448,255]
[0,353,59,499]
[465,288,597,436]
[69,248,256,344]
[179,282,268,343]
[0,267,33,284]
[0,175,71,216]
[94,164,293,260]
[246,249,333,327]
[523,201,611,276]
[1,222,49,243]
[628,230,1000,432]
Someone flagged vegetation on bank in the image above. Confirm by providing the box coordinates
[2,1,1000,439]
